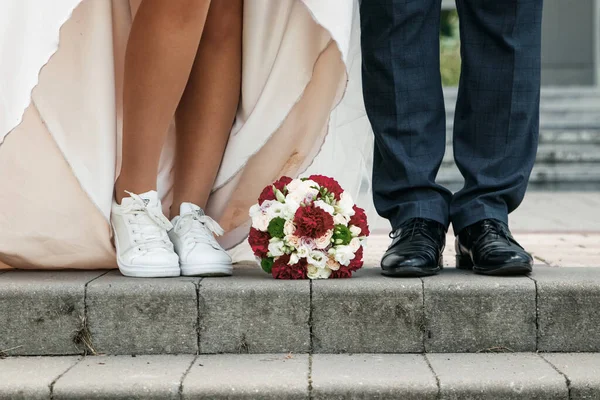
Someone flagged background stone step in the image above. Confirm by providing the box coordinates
[438,162,600,189]
[439,87,600,190]
[442,143,600,165]
[1,267,600,356]
[1,353,598,399]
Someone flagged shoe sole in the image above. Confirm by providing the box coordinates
[381,256,443,278]
[181,264,233,277]
[382,266,441,278]
[118,264,181,278]
[472,263,532,276]
[456,255,532,276]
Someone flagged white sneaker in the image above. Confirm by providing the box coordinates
[111,190,180,278]
[169,203,233,277]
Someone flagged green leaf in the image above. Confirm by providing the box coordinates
[261,258,274,274]
[267,217,286,239]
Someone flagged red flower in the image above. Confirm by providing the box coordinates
[294,205,335,239]
[258,176,293,205]
[348,246,364,272]
[271,255,308,280]
[330,266,352,279]
[248,228,270,258]
[308,175,343,200]
[349,205,370,237]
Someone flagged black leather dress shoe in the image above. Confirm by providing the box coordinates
[456,219,533,276]
[381,218,446,277]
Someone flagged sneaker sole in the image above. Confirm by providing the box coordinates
[117,263,181,278]
[180,264,233,277]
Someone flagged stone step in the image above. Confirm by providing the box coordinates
[1,353,599,399]
[443,87,600,104]
[442,143,600,165]
[444,129,600,145]
[1,267,600,356]
[437,162,600,187]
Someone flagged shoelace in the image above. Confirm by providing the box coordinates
[473,219,513,247]
[175,210,225,248]
[391,218,439,243]
[122,191,173,253]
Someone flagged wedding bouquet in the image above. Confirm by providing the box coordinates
[248,175,370,279]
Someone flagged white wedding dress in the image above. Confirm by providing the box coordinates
[0,0,374,270]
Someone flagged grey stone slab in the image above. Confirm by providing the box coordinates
[543,353,600,399]
[53,355,194,399]
[182,354,308,399]
[428,353,568,400]
[0,270,105,355]
[0,356,80,400]
[423,269,536,353]
[87,271,198,354]
[312,268,424,353]
[311,354,438,400]
[198,266,310,354]
[534,268,600,352]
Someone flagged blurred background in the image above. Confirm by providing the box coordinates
[307,0,600,233]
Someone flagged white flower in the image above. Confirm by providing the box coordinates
[335,192,356,217]
[249,204,262,219]
[314,200,335,215]
[286,180,320,205]
[289,252,301,265]
[329,245,356,266]
[307,250,328,268]
[268,239,286,257]
[349,237,361,252]
[266,202,286,220]
[307,265,332,280]
[282,199,300,219]
[315,230,334,249]
[349,225,362,237]
[297,244,311,258]
[252,214,270,232]
[284,220,296,236]
[333,213,349,226]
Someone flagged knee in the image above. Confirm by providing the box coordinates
[202,1,243,45]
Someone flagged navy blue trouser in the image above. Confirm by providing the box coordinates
[360,0,543,232]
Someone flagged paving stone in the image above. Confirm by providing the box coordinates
[0,270,105,355]
[423,269,536,353]
[182,354,308,399]
[0,356,80,400]
[198,266,310,354]
[543,353,600,400]
[53,355,194,399]
[311,354,438,400]
[428,353,568,400]
[86,271,198,354]
[312,268,424,353]
[534,268,600,352]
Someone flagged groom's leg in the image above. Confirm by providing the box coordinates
[451,0,543,232]
[360,0,452,230]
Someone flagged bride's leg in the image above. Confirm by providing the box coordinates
[115,0,212,204]
[171,0,243,214]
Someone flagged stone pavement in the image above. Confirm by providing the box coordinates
[1,353,599,399]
